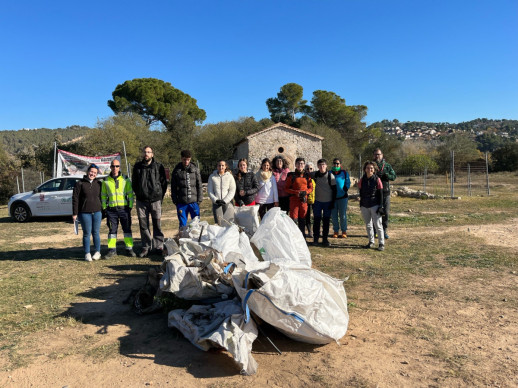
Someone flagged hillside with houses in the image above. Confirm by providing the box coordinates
[370,118,518,141]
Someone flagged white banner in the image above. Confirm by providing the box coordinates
[56,150,121,177]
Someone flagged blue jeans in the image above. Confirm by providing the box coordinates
[78,211,102,254]
[332,197,349,233]
[313,201,333,242]
[176,202,200,227]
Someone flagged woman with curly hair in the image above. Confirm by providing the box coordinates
[272,155,290,212]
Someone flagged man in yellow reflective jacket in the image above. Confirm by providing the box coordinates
[101,160,135,258]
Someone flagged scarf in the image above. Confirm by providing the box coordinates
[258,170,272,182]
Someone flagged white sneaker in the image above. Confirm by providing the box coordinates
[85,253,92,262]
[92,252,101,261]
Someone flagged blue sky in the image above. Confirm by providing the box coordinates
[1,0,517,130]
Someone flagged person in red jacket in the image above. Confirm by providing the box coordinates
[285,157,313,237]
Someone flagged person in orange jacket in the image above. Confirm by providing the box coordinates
[285,157,313,237]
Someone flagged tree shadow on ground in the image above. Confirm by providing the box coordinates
[0,238,159,262]
[0,246,85,261]
[58,264,322,378]
[0,215,71,224]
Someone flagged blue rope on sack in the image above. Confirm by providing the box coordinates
[243,289,255,323]
[242,289,304,324]
[244,272,251,288]
[223,263,236,275]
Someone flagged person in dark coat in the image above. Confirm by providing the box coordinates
[373,148,396,239]
[132,146,168,257]
[234,158,259,206]
[72,164,102,262]
[171,150,203,227]
[358,161,385,251]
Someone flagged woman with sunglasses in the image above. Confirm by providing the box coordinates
[101,160,135,258]
[331,158,351,239]
[72,164,103,261]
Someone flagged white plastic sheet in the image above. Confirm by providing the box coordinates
[168,298,258,375]
[250,207,312,267]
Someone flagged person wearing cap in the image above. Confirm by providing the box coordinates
[101,159,135,258]
[132,146,168,258]
[331,158,351,238]
[72,164,102,262]
[171,150,203,227]
[285,157,313,237]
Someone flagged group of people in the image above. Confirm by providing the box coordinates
[72,145,395,261]
[72,146,169,261]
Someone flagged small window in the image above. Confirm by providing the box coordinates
[278,147,284,153]
[64,178,80,190]
[38,179,64,192]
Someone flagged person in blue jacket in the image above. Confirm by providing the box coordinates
[331,158,351,238]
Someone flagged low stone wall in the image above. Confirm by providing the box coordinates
[393,186,461,200]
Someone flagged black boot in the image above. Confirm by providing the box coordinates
[298,218,306,238]
[313,216,321,246]
[306,222,313,238]
[293,218,299,235]
[322,216,331,247]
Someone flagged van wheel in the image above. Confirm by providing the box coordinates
[12,203,31,222]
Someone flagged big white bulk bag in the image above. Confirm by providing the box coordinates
[233,263,348,344]
[250,207,311,267]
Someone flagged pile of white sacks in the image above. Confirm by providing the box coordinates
[159,207,349,375]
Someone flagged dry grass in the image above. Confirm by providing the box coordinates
[0,172,517,386]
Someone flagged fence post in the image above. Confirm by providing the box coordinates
[485,152,490,196]
[122,141,130,179]
[467,163,471,196]
[450,150,455,198]
[21,167,25,193]
[358,153,362,181]
[423,167,427,192]
[53,142,57,178]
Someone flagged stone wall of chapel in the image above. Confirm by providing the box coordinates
[246,127,322,172]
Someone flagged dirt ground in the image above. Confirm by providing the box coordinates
[1,219,517,388]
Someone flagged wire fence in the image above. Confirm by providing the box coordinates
[12,169,48,194]
[11,152,491,199]
[355,152,491,198]
[393,166,490,197]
